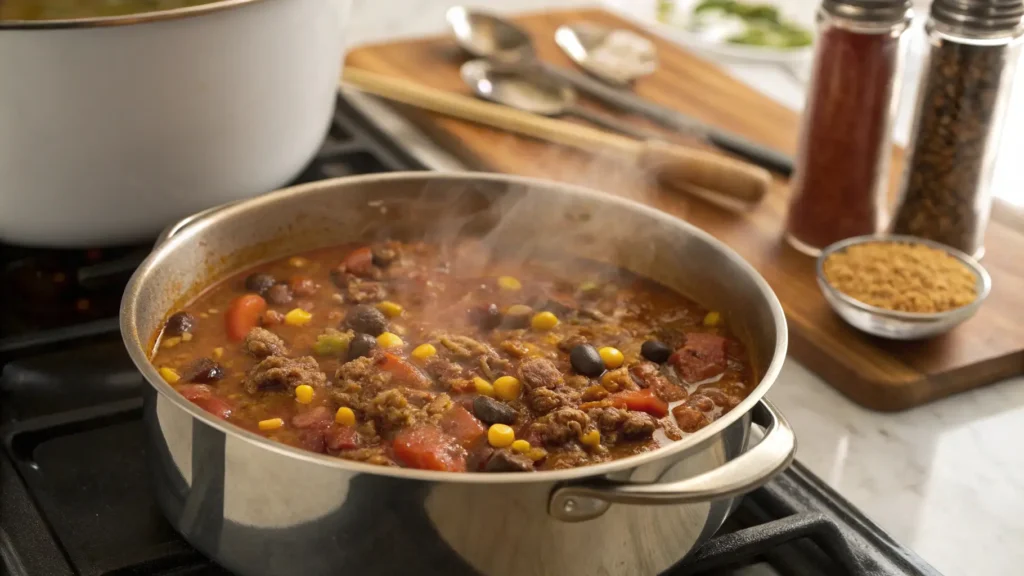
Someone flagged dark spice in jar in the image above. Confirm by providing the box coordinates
[784,17,907,255]
[891,40,1016,257]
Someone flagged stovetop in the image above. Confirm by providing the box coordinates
[0,96,942,576]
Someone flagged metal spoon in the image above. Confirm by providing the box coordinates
[445,6,794,176]
[460,60,659,141]
[555,21,657,86]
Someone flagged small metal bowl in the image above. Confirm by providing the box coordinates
[816,235,992,340]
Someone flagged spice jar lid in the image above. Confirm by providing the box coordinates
[823,0,914,23]
[931,0,1024,34]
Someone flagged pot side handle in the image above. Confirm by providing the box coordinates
[548,398,795,522]
[154,201,241,247]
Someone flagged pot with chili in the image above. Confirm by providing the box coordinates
[123,172,793,576]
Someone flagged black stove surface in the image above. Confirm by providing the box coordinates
[0,97,942,576]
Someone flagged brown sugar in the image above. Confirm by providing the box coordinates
[822,242,978,313]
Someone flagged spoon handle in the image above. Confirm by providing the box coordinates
[539,63,794,176]
[568,105,662,141]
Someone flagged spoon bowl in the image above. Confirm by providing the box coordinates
[446,6,535,64]
[555,21,658,86]
[461,60,576,116]
[460,59,659,140]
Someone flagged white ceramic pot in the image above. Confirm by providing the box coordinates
[0,0,350,247]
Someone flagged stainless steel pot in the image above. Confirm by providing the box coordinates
[121,172,795,576]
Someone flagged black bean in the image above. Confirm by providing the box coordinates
[244,273,276,296]
[468,303,502,330]
[484,449,534,472]
[641,340,672,364]
[570,344,604,377]
[348,333,377,361]
[344,305,389,336]
[164,311,195,337]
[472,396,516,425]
[265,283,293,306]
[181,358,225,384]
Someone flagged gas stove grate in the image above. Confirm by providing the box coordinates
[0,96,941,576]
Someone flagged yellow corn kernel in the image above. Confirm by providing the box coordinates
[295,384,314,404]
[181,332,194,342]
[335,406,356,426]
[158,367,180,383]
[531,311,559,331]
[525,447,548,462]
[497,276,521,291]
[258,418,284,431]
[376,332,404,349]
[493,376,522,401]
[284,308,313,326]
[580,429,601,448]
[376,301,404,318]
[598,347,624,369]
[411,343,437,361]
[511,439,531,454]
[704,311,721,327]
[474,377,495,397]
[487,424,515,448]
[212,347,224,360]
[288,256,309,268]
[505,304,533,317]
[161,336,181,349]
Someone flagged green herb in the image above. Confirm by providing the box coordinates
[687,0,813,49]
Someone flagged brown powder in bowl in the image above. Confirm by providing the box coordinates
[822,242,978,313]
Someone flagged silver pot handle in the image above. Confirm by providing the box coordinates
[154,201,241,247]
[548,398,795,522]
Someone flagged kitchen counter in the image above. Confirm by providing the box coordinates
[344,2,1024,575]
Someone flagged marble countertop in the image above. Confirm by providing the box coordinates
[344,1,1024,575]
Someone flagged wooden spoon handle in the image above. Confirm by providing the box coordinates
[639,140,771,205]
[342,67,769,205]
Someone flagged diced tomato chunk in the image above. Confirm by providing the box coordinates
[296,429,327,453]
[393,425,467,472]
[609,388,669,418]
[377,353,429,388]
[225,294,267,341]
[439,405,486,448]
[191,396,233,420]
[342,247,375,277]
[669,333,728,383]
[326,426,362,451]
[177,384,213,401]
[291,406,333,430]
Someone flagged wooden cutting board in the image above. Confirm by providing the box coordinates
[345,8,1024,411]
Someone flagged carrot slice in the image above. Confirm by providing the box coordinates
[225,294,267,341]
[440,405,486,448]
[609,388,669,418]
[377,353,429,388]
[393,425,467,472]
[342,246,374,277]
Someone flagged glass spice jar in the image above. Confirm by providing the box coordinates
[784,0,913,256]
[890,0,1024,258]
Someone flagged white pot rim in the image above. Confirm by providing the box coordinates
[0,0,271,30]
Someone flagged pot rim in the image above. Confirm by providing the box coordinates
[121,171,789,484]
[0,0,267,30]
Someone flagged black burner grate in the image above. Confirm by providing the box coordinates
[0,96,941,576]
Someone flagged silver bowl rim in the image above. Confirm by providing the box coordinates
[816,234,992,323]
[121,171,789,484]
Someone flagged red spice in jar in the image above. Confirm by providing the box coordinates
[785,25,904,255]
